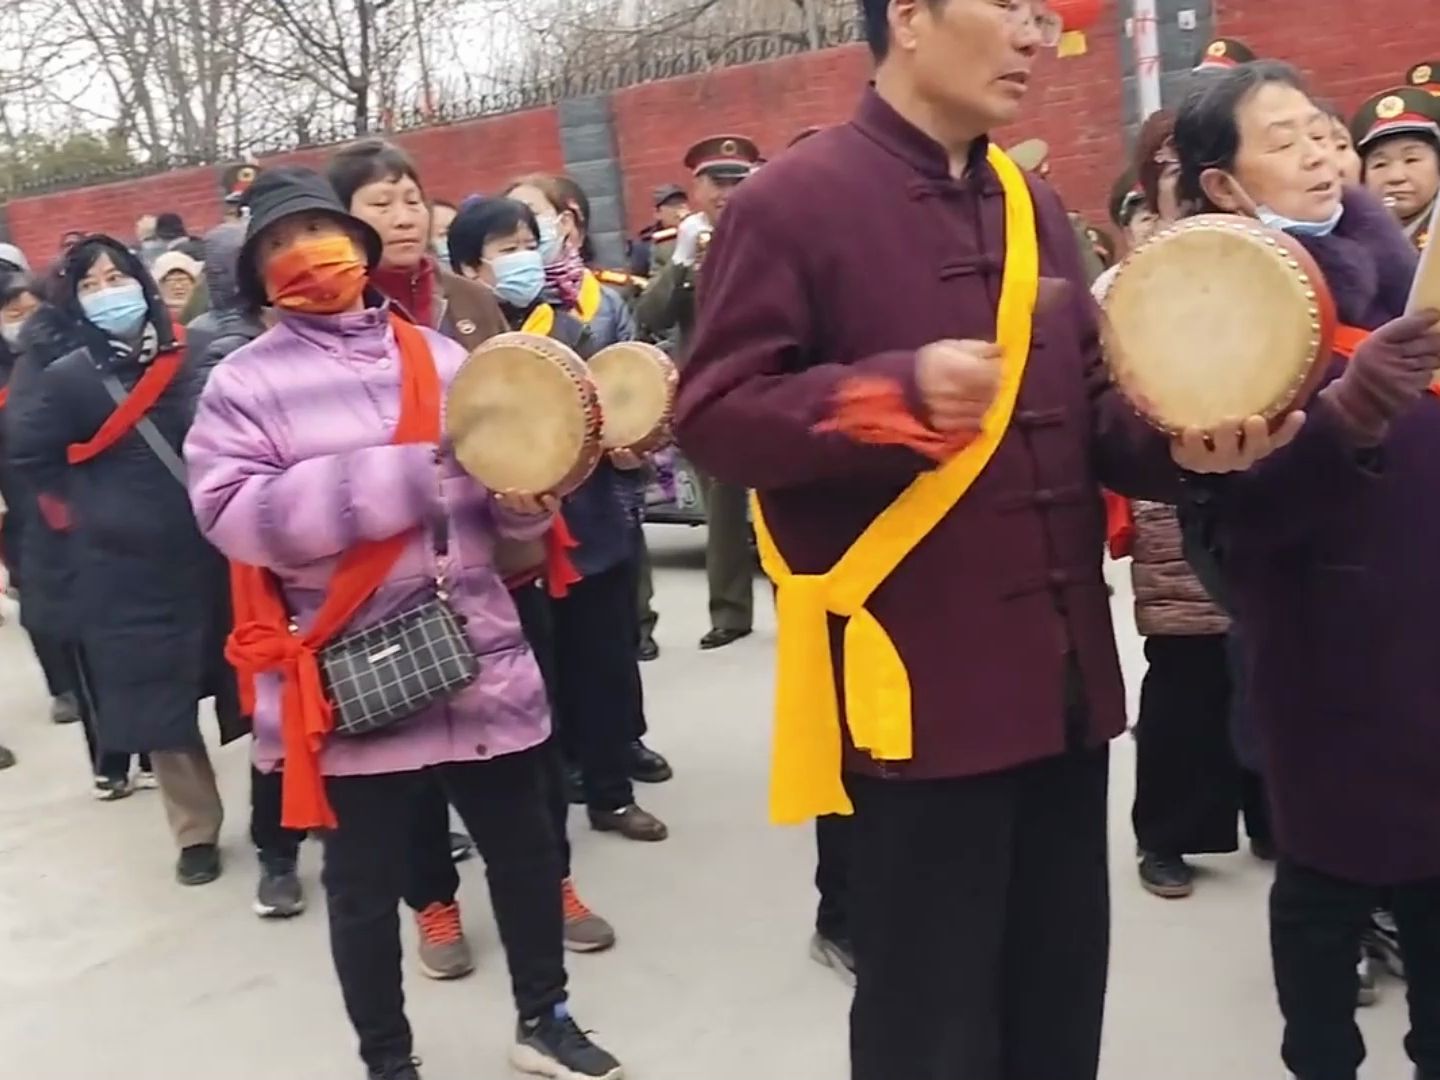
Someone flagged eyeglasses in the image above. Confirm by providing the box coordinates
[994,0,1064,48]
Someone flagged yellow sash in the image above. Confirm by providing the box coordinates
[523,273,601,337]
[577,270,603,323]
[521,302,555,337]
[751,144,1040,824]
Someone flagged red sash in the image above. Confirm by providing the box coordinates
[226,315,441,830]
[66,350,183,464]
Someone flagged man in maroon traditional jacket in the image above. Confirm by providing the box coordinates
[674,1,1300,1077]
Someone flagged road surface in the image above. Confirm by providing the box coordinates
[0,526,1411,1079]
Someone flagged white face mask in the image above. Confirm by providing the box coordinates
[1,319,25,349]
[1220,171,1345,238]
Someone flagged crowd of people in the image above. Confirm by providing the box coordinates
[1,1,1439,1079]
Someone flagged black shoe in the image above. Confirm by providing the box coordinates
[366,1057,421,1080]
[449,831,475,863]
[627,740,673,784]
[809,931,856,986]
[50,692,81,725]
[588,803,669,842]
[0,744,14,770]
[699,627,751,650]
[512,1007,623,1079]
[176,843,222,886]
[564,761,586,805]
[1138,852,1194,898]
[255,854,306,918]
[1250,836,1278,862]
[638,634,659,662]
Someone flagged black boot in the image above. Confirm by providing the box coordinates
[366,1058,421,1080]
[627,739,673,783]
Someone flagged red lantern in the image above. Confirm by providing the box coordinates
[1050,0,1103,32]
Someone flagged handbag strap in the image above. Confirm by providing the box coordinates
[102,372,187,485]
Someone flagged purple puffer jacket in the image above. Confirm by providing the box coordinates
[183,305,552,777]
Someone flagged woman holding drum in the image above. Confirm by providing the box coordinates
[447,194,672,846]
[1129,61,1440,1080]
[184,167,625,1080]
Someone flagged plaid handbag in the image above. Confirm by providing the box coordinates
[319,595,479,737]
[318,492,480,738]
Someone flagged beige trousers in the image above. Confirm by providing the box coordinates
[149,747,224,849]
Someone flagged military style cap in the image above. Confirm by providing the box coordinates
[652,183,687,208]
[220,161,262,205]
[683,135,761,179]
[1351,86,1440,152]
[1407,61,1440,95]
[1007,138,1050,173]
[1193,38,1257,73]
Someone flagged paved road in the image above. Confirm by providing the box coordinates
[0,526,1411,1079]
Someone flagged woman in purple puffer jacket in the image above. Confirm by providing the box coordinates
[182,166,625,1080]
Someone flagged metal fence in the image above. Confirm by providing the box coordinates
[5,12,865,197]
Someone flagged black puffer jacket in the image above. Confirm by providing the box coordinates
[185,222,262,373]
[4,303,82,638]
[6,237,243,753]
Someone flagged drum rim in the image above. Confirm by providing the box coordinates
[1101,213,1337,434]
[446,331,605,496]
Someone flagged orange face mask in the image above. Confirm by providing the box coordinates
[263,235,367,315]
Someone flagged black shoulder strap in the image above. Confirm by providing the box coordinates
[100,373,187,486]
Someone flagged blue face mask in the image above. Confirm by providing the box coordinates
[1256,201,1345,238]
[488,250,546,308]
[535,215,563,263]
[81,280,148,338]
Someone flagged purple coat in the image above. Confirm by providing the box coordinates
[183,306,552,777]
[675,89,1176,783]
[1201,188,1439,884]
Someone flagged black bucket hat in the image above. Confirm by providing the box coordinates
[236,165,383,309]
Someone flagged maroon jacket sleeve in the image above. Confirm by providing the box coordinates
[674,187,932,492]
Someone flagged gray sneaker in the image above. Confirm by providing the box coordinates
[50,692,81,725]
[562,878,616,953]
[414,901,475,979]
[255,855,306,918]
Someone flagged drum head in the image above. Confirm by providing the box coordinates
[1103,215,1334,433]
[588,342,677,451]
[446,333,601,495]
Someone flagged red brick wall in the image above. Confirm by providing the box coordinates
[614,37,1128,233]
[1214,0,1430,108]
[1,5,1427,266]
[2,107,563,264]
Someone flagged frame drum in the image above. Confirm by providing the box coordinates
[1102,214,1337,433]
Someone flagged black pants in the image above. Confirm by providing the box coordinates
[848,747,1110,1080]
[250,766,305,861]
[1272,859,1440,1080]
[511,580,572,878]
[1133,634,1271,855]
[27,629,73,700]
[401,778,467,910]
[815,813,853,942]
[321,752,566,1070]
[70,641,145,781]
[550,560,642,811]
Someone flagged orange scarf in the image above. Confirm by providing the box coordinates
[66,348,183,464]
[0,385,9,410]
[226,314,441,830]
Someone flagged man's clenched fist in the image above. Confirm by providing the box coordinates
[915,339,1003,434]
